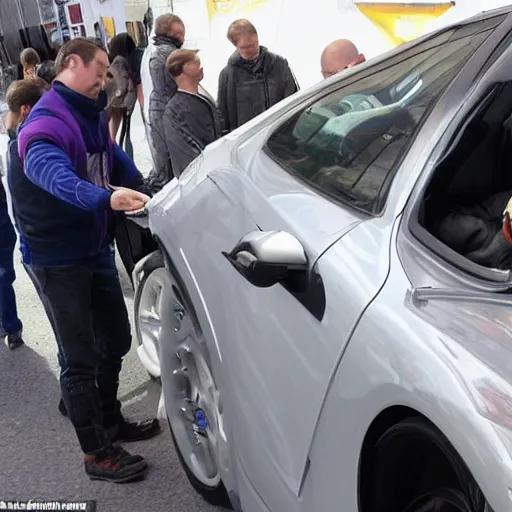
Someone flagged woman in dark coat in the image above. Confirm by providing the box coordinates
[107,33,144,144]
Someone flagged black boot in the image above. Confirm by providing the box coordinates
[103,409,161,443]
[113,418,162,443]
[5,331,24,350]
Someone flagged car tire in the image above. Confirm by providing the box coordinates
[167,414,232,508]
[134,266,166,382]
[372,418,492,512]
[159,270,232,509]
[402,488,485,512]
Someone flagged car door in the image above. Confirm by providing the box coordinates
[171,17,505,511]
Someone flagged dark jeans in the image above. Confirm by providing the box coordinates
[0,200,22,335]
[24,249,131,453]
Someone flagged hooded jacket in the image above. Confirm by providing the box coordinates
[12,82,147,267]
[148,35,182,121]
[217,46,298,133]
[146,35,183,192]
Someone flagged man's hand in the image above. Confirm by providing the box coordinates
[109,186,150,212]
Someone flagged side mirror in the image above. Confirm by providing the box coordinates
[224,230,308,288]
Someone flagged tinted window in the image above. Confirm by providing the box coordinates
[266,15,505,213]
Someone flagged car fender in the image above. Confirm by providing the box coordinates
[300,247,512,512]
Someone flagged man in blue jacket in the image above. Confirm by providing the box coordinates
[12,39,159,483]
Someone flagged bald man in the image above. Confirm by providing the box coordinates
[321,39,366,79]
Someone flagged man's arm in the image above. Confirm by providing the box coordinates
[24,141,112,211]
[149,55,167,95]
[163,109,201,178]
[282,58,299,98]
[217,68,230,134]
[111,143,150,195]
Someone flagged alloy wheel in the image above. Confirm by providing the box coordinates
[136,268,168,378]
[165,288,226,488]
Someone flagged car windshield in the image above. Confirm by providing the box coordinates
[266,14,504,213]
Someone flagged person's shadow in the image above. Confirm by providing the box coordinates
[0,344,224,512]
[0,343,70,493]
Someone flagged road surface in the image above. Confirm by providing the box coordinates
[0,108,224,512]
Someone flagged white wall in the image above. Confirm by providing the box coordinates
[90,0,126,35]
[138,0,510,101]
[425,0,512,31]
[172,0,394,97]
[72,0,127,39]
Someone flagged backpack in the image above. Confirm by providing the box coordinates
[105,55,137,115]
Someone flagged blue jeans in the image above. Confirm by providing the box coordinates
[24,249,132,453]
[0,200,22,335]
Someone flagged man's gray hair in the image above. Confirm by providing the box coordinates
[155,14,184,37]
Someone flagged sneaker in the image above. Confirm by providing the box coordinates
[5,331,24,350]
[113,418,161,443]
[84,444,148,483]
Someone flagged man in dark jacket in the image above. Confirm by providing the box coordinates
[146,13,185,191]
[12,38,160,483]
[218,19,298,134]
[162,49,221,178]
[0,175,22,350]
[0,80,48,350]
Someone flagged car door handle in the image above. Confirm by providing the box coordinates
[222,230,326,320]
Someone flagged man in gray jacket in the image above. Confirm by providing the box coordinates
[218,19,298,134]
[146,13,185,192]
[162,49,221,178]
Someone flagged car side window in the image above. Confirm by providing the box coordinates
[265,15,505,214]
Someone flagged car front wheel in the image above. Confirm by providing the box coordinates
[158,268,232,508]
[134,266,168,380]
[371,418,492,512]
[402,488,482,512]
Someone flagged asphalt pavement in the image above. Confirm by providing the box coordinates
[0,108,224,512]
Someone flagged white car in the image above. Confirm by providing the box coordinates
[132,7,512,512]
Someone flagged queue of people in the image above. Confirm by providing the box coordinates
[143,15,364,185]
[145,15,299,183]
[0,20,365,485]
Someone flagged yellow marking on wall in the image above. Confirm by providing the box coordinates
[355,2,455,46]
[101,17,116,38]
[206,0,269,20]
